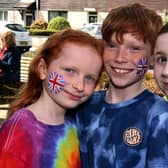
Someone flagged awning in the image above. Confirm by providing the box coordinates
[0,0,17,9]
[14,0,35,8]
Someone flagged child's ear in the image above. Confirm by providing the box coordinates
[38,58,47,80]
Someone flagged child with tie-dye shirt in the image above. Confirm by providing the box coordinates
[0,29,103,168]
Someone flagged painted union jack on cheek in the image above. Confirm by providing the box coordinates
[48,71,65,94]
[136,58,149,78]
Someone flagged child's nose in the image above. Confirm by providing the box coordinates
[72,79,84,92]
[116,49,127,62]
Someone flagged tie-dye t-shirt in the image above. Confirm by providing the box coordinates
[76,90,168,168]
[0,108,81,168]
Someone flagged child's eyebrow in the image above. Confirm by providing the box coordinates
[154,51,166,56]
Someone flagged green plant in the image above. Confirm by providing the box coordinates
[23,51,36,58]
[144,71,154,80]
[29,29,59,36]
[143,78,163,96]
[30,19,48,30]
[47,16,71,30]
[96,71,109,90]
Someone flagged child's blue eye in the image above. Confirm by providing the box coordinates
[130,47,140,52]
[108,43,116,48]
[86,75,94,80]
[65,68,75,73]
[105,42,116,49]
[109,44,115,48]
[85,75,96,83]
[157,56,167,63]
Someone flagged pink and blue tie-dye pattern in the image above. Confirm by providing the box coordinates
[0,108,81,168]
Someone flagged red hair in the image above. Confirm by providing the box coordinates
[102,3,162,51]
[8,28,104,118]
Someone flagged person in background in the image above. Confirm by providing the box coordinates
[154,23,168,101]
[76,3,168,168]
[0,28,103,168]
[0,31,21,83]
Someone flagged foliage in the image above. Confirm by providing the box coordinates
[165,16,168,24]
[30,19,48,30]
[143,78,163,96]
[29,29,59,36]
[47,16,71,30]
[28,17,70,35]
[162,15,168,25]
[25,26,31,30]
[144,71,154,80]
[23,51,37,58]
[96,71,109,90]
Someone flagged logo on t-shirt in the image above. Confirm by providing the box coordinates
[123,127,142,146]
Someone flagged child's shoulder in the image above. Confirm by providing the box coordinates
[76,90,106,116]
[86,90,106,104]
[1,108,32,131]
[0,108,34,150]
[151,93,168,105]
[148,93,168,117]
[0,108,39,137]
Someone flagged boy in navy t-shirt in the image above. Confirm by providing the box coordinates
[76,3,168,168]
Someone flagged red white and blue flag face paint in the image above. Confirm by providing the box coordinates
[136,58,149,78]
[48,71,65,94]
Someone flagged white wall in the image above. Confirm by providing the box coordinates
[68,11,88,29]
[68,11,108,29]
[37,10,107,29]
[38,10,48,22]
[98,12,108,22]
[8,10,24,25]
[31,36,48,50]
[7,10,108,29]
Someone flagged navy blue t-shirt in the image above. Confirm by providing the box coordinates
[76,90,168,168]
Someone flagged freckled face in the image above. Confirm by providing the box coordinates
[154,33,168,96]
[43,43,102,109]
[103,33,151,89]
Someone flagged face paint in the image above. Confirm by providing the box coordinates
[136,58,149,78]
[48,71,65,94]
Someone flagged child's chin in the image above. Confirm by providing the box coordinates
[64,101,82,109]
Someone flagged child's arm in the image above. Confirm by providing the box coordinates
[147,112,168,167]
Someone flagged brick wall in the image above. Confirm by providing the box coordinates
[40,0,168,12]
[40,0,108,12]
[109,0,168,10]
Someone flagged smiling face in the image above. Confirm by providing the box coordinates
[154,33,168,96]
[103,33,151,90]
[40,43,102,109]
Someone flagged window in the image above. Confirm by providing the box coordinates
[26,14,33,26]
[6,24,26,32]
[48,11,67,21]
[0,11,8,21]
[88,12,97,23]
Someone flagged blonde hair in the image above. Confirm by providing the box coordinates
[1,31,16,48]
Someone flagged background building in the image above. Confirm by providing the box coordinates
[0,0,168,28]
